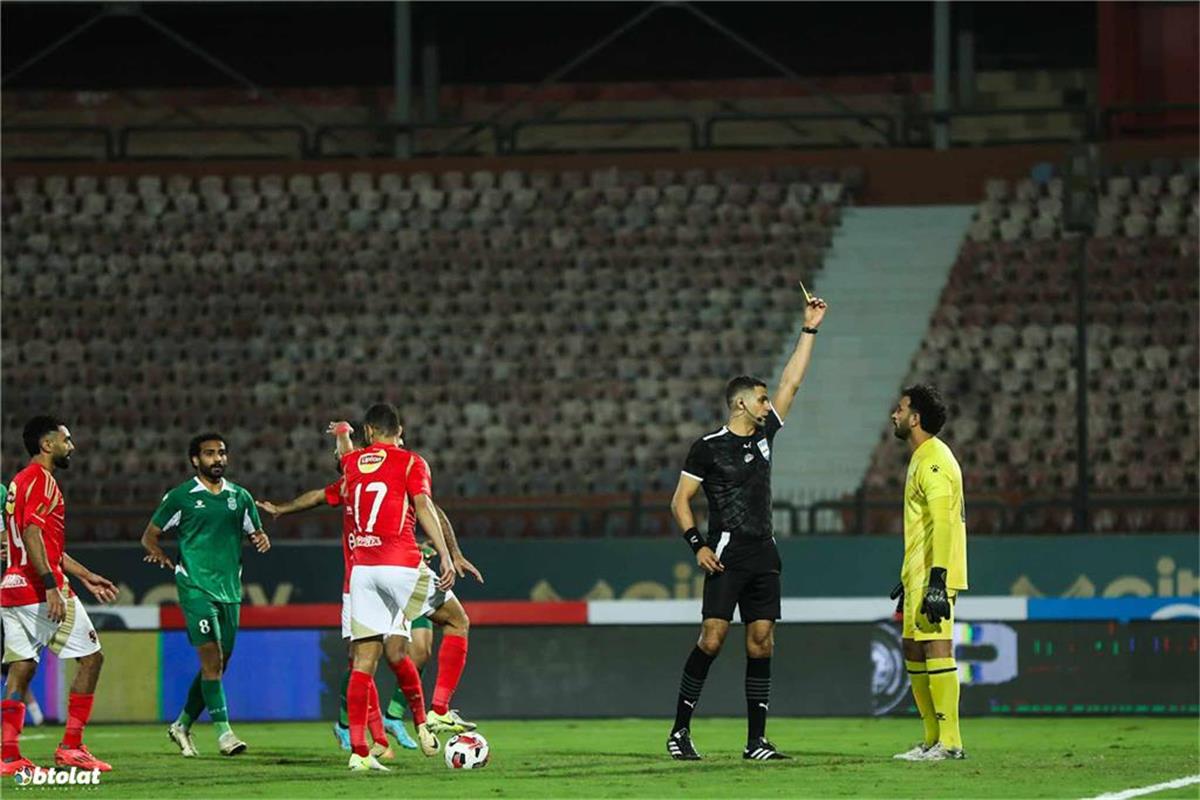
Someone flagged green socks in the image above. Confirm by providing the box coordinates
[200,678,232,738]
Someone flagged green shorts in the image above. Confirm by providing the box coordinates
[177,581,240,653]
[411,615,433,632]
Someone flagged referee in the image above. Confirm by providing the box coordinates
[666,291,828,761]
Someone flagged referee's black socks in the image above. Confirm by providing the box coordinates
[746,657,771,744]
[671,646,715,733]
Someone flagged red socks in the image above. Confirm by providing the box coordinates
[432,634,468,715]
[390,657,427,725]
[366,682,386,747]
[1,700,24,761]
[346,670,372,757]
[62,693,95,749]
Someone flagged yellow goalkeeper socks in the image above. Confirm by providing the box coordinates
[926,657,962,749]
[904,660,939,746]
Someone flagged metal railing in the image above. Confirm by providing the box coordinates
[118,124,310,160]
[313,121,505,158]
[2,103,1194,162]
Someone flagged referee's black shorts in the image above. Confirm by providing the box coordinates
[701,541,782,623]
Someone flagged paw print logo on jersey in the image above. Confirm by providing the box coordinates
[357,451,388,474]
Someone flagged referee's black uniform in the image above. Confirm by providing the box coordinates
[681,407,784,623]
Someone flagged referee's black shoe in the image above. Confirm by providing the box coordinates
[743,738,791,760]
[667,728,702,760]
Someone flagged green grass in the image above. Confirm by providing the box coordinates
[11,718,1199,799]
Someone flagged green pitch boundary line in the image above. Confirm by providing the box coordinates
[1086,774,1200,800]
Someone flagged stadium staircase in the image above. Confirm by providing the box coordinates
[771,205,973,528]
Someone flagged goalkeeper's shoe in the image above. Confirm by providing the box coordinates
[332,723,351,752]
[347,752,390,772]
[743,738,791,761]
[666,728,702,761]
[384,716,418,750]
[415,723,440,757]
[168,722,200,757]
[913,742,966,761]
[217,730,247,756]
[427,708,476,733]
[892,742,932,760]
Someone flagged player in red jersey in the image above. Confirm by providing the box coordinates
[1,417,118,775]
[332,403,459,772]
[258,425,424,755]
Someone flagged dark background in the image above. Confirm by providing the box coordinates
[2,2,1097,90]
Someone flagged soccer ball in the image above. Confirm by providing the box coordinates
[444,732,489,769]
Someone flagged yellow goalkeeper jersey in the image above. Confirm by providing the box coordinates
[901,436,968,591]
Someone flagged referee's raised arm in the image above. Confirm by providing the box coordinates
[770,293,829,421]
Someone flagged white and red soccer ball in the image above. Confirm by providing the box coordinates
[444,732,490,769]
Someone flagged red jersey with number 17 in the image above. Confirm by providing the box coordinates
[339,443,430,569]
[324,477,358,593]
[2,461,68,607]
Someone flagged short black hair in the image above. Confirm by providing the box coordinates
[725,375,767,408]
[903,384,948,435]
[23,415,63,457]
[363,403,401,436]
[188,432,226,462]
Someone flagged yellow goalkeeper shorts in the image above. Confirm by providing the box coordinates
[902,581,957,641]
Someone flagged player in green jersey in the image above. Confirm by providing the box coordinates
[139,433,271,758]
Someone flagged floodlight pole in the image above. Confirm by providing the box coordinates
[394,0,413,158]
[932,0,951,150]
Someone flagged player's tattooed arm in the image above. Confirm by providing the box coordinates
[414,494,455,591]
[771,294,829,421]
[21,522,67,622]
[257,489,326,519]
[140,522,175,571]
[435,503,484,583]
[62,553,118,603]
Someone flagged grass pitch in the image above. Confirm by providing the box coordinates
[11,717,1199,798]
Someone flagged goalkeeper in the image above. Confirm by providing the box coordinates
[887,384,968,762]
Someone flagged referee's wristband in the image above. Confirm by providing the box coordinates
[682,527,705,554]
[801,326,819,335]
[41,572,57,590]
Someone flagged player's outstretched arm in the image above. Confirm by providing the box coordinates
[771,295,829,422]
[671,474,723,574]
[327,421,354,457]
[140,523,175,571]
[435,503,483,583]
[256,488,326,519]
[62,553,118,603]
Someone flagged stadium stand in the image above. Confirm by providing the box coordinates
[860,158,1200,533]
[1,165,854,537]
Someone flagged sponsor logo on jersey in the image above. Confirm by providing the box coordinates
[357,451,388,474]
[1,573,29,589]
[355,534,383,548]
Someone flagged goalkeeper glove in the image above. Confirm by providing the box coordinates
[920,567,951,625]
[889,582,904,620]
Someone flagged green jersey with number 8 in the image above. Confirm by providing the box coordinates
[150,477,262,604]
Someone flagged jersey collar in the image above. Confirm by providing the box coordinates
[190,477,229,494]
